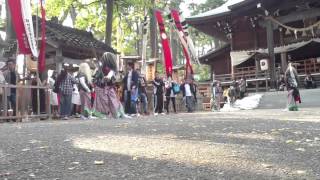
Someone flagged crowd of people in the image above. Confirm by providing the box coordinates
[0,53,318,119]
[0,52,199,121]
[47,52,198,120]
[210,76,247,111]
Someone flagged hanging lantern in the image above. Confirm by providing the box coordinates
[285,29,291,35]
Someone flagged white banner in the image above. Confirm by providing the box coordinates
[21,0,39,58]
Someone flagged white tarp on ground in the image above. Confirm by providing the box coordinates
[230,38,320,66]
[221,94,263,112]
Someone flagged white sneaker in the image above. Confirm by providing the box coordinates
[123,114,132,119]
[161,113,166,115]
[89,116,97,119]
[154,113,159,116]
[80,115,88,120]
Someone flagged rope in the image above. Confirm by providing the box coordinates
[266,16,320,32]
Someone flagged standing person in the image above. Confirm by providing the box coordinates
[93,52,130,119]
[0,62,7,115]
[304,73,316,89]
[3,59,19,118]
[57,68,77,120]
[277,73,286,91]
[31,73,46,115]
[211,80,223,111]
[285,62,301,111]
[78,63,94,119]
[71,83,81,118]
[137,69,148,115]
[48,71,59,118]
[180,78,197,113]
[123,62,139,115]
[165,76,177,114]
[152,72,165,115]
[239,76,247,99]
[229,79,237,106]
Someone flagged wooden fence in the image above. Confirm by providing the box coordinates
[0,84,51,121]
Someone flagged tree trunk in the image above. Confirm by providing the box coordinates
[136,21,141,56]
[70,5,77,26]
[5,0,15,41]
[105,0,114,46]
[149,2,158,58]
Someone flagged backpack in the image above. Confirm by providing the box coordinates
[173,83,180,94]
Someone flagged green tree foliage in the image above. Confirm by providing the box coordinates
[187,0,225,81]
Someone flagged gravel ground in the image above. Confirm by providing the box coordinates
[0,108,320,180]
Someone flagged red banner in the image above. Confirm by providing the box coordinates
[154,10,173,77]
[171,9,193,76]
[8,0,31,54]
[38,0,46,72]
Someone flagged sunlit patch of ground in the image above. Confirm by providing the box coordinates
[73,133,297,177]
[214,132,275,141]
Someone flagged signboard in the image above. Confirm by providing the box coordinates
[260,59,269,71]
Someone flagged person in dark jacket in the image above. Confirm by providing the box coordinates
[180,78,197,112]
[3,59,19,117]
[304,73,317,89]
[164,76,177,114]
[123,62,139,115]
[152,72,165,115]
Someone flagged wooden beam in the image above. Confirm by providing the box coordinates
[276,8,320,25]
[266,19,276,89]
[259,8,320,29]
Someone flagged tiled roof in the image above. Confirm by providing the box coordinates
[186,0,247,21]
[42,17,116,53]
[2,17,115,58]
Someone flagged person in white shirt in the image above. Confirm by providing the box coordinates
[48,71,59,118]
[180,78,197,112]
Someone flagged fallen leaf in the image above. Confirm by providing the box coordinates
[314,137,320,141]
[305,139,312,142]
[296,170,306,174]
[22,148,30,152]
[295,141,301,143]
[295,148,305,152]
[71,162,80,165]
[262,164,273,168]
[86,150,92,153]
[38,146,49,149]
[294,131,303,135]
[94,161,104,165]
[64,139,71,142]
[286,140,294,144]
[68,167,75,170]
[29,173,35,177]
[29,140,41,144]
